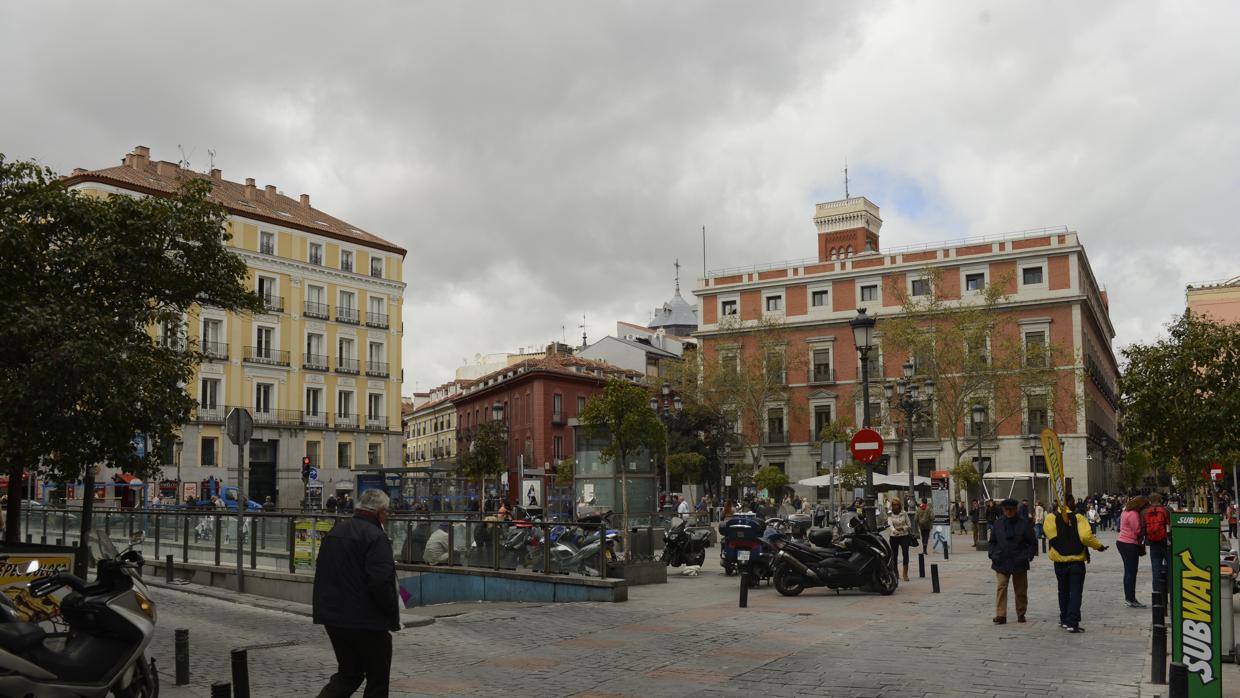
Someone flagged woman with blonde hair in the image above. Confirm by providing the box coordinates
[1116,495,1149,608]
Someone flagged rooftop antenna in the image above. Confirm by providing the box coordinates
[674,258,681,292]
[208,149,217,170]
[702,225,707,278]
[843,158,850,199]
[177,144,195,170]
[561,324,566,344]
[579,314,588,348]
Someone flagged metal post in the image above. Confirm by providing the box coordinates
[859,346,876,531]
[930,563,941,593]
[182,516,189,563]
[598,523,607,579]
[542,523,551,574]
[154,514,161,559]
[907,408,915,504]
[492,526,500,570]
[214,517,222,566]
[230,648,250,698]
[175,628,190,685]
[1152,588,1167,684]
[165,554,174,584]
[287,517,295,574]
[1168,662,1187,698]
[249,521,257,570]
[739,559,750,608]
[918,553,925,578]
[235,441,245,594]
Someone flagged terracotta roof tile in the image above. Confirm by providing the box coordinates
[63,147,406,256]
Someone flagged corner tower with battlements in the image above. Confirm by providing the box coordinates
[815,197,882,262]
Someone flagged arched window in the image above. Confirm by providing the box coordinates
[845,245,853,257]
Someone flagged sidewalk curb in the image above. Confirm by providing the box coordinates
[145,577,436,628]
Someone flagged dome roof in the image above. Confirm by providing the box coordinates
[649,288,698,331]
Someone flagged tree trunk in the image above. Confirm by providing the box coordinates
[74,467,96,578]
[4,473,23,544]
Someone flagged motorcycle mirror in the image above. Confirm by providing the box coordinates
[130,531,146,545]
[22,560,39,575]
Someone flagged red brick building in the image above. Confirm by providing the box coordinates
[452,353,643,505]
[694,196,1120,496]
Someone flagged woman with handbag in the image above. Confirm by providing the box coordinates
[1116,495,1149,608]
[888,498,915,581]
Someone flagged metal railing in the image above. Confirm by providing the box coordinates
[303,353,329,371]
[202,341,228,360]
[336,307,359,324]
[260,294,284,313]
[810,367,835,384]
[244,347,290,367]
[366,311,389,329]
[335,412,358,428]
[365,361,389,377]
[335,358,359,374]
[365,416,387,431]
[260,241,275,255]
[304,301,330,319]
[251,408,304,427]
[763,431,789,446]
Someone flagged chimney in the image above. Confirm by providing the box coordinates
[134,145,150,159]
[264,184,277,200]
[72,168,87,176]
[244,178,256,200]
[210,168,222,180]
[126,145,151,169]
[156,161,179,176]
[299,194,311,208]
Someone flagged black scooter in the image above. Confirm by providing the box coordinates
[771,513,898,596]
[660,516,711,568]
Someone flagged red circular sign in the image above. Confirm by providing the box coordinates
[850,428,885,464]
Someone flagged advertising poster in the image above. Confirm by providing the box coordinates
[184,482,198,501]
[0,549,74,622]
[293,518,336,568]
[1039,427,1066,513]
[522,479,543,508]
[1170,512,1222,698]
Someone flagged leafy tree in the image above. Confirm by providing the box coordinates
[837,463,867,491]
[952,460,982,501]
[1120,446,1152,492]
[459,420,508,505]
[881,267,1076,474]
[813,417,856,447]
[554,457,575,488]
[667,452,706,482]
[0,156,263,546]
[656,351,736,495]
[700,315,805,473]
[580,378,666,560]
[753,465,789,496]
[1121,311,1240,501]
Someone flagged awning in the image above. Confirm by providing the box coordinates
[983,472,1049,480]
[114,473,143,485]
[796,473,932,488]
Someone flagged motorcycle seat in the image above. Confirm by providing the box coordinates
[807,528,835,547]
[0,622,46,653]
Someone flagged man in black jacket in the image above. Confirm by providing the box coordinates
[988,498,1038,624]
[313,489,400,697]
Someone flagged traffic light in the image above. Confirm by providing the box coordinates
[302,456,311,481]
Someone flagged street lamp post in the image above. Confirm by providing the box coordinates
[650,383,683,510]
[884,361,934,507]
[174,438,183,505]
[971,403,987,549]
[491,401,509,505]
[851,308,878,530]
[1028,433,1041,507]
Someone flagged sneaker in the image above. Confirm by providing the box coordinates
[1017,615,1026,623]
[993,616,1006,624]
[1064,626,1086,633]
[1125,599,1147,608]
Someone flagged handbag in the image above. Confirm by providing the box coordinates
[1138,545,1147,557]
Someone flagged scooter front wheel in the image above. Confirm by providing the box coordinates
[773,565,805,596]
[689,549,706,567]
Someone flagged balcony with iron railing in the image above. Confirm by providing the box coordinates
[244,346,290,367]
[304,301,330,320]
[335,358,359,375]
[202,341,228,360]
[335,412,358,429]
[303,353,329,371]
[366,311,389,329]
[303,411,328,428]
[551,411,566,426]
[336,307,359,325]
[365,415,387,431]
[309,251,323,266]
[195,406,225,422]
[366,361,389,378]
[156,335,185,351]
[763,431,789,447]
[967,421,997,439]
[260,294,284,313]
[809,366,835,384]
[252,408,304,427]
[260,240,275,255]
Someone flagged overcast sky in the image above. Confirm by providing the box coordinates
[4,1,1239,392]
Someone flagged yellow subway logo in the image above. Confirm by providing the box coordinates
[1178,549,1216,685]
[1176,516,1216,526]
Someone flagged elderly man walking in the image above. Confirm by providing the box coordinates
[313,489,401,697]
[988,498,1038,624]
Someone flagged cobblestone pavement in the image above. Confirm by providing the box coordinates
[149,528,1225,697]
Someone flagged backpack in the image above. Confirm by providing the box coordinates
[1143,505,1169,543]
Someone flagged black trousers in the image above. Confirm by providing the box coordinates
[318,626,392,698]
[1054,561,1087,629]
[920,528,931,552]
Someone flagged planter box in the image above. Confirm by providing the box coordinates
[605,560,667,585]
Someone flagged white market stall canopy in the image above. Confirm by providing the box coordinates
[798,473,932,488]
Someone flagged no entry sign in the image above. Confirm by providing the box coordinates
[850,428,885,464]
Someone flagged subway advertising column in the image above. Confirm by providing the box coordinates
[1170,511,1222,697]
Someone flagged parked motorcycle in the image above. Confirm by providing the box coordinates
[771,512,898,596]
[0,530,159,696]
[540,511,619,576]
[661,516,711,568]
[720,513,783,587]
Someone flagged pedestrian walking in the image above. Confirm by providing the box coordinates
[956,501,968,534]
[916,497,933,554]
[312,489,400,697]
[1143,493,1171,595]
[1228,502,1238,539]
[887,499,915,581]
[1034,501,1046,540]
[1086,504,1099,534]
[1116,495,1149,608]
[1044,494,1108,633]
[988,498,1037,624]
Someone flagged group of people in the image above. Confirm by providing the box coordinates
[984,492,1172,633]
[325,493,355,513]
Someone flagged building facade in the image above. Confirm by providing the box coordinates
[1187,277,1240,324]
[65,146,407,507]
[452,354,642,507]
[406,380,470,468]
[694,196,1121,497]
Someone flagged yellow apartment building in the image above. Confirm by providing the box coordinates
[65,146,407,507]
[406,380,470,468]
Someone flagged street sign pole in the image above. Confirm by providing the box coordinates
[225,408,254,595]
[850,429,885,530]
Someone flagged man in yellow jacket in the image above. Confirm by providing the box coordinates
[1043,494,1108,633]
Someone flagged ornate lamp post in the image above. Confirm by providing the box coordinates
[650,383,683,509]
[850,308,878,530]
[971,403,988,549]
[491,401,510,504]
[884,361,935,504]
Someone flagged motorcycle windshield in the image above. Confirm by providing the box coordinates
[93,528,120,560]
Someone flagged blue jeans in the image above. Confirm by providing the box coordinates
[1054,561,1087,628]
[1149,541,1169,595]
[1116,541,1142,602]
[1035,522,1045,539]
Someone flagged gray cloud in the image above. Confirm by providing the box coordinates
[4,0,1238,390]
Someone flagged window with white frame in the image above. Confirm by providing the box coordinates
[720,299,738,317]
[1024,330,1048,367]
[367,393,384,420]
[340,249,354,272]
[308,241,323,265]
[255,326,274,358]
[199,378,220,411]
[911,278,931,297]
[811,348,833,382]
[964,270,987,292]
[813,404,833,440]
[1026,394,1049,433]
[810,288,830,308]
[860,283,879,303]
[260,231,275,255]
[305,387,324,418]
[337,390,355,417]
[370,256,384,278]
[254,382,274,414]
[764,293,784,312]
[1022,265,1044,286]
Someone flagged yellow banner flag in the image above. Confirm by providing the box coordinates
[1040,427,1066,514]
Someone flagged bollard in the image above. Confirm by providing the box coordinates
[1041,537,1048,554]
[918,553,926,578]
[943,541,949,560]
[1168,661,1188,698]
[930,563,941,593]
[175,628,190,686]
[211,682,231,698]
[1151,589,1167,684]
[230,648,250,698]
[739,559,750,608]
[165,555,174,584]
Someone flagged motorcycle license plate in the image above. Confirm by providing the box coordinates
[737,550,751,561]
